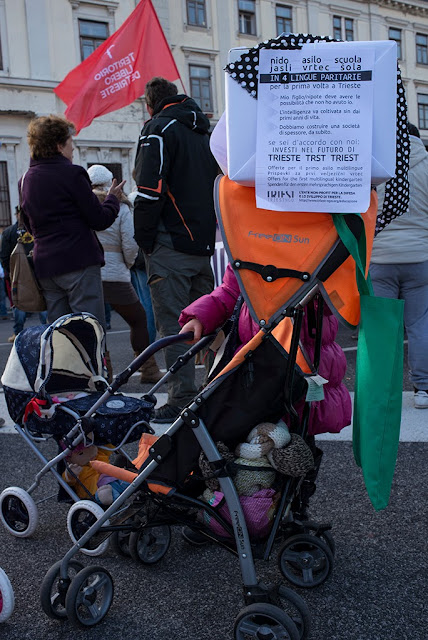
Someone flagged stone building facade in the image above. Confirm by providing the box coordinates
[1,0,428,226]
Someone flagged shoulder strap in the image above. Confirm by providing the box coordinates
[17,171,29,230]
[19,171,28,203]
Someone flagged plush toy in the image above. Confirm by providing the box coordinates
[62,441,129,505]
[197,419,315,541]
[198,419,315,496]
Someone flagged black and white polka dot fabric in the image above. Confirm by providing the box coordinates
[225,33,337,99]
[375,68,409,234]
[225,34,409,232]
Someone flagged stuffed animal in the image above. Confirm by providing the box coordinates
[62,441,129,505]
[198,419,315,496]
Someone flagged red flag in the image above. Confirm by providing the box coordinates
[54,0,181,133]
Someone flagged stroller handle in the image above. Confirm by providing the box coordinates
[109,333,215,391]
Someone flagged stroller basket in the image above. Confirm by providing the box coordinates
[20,392,153,445]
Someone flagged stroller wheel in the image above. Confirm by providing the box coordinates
[67,501,110,557]
[40,559,84,620]
[110,530,132,557]
[278,534,334,588]
[274,585,311,640]
[234,603,299,640]
[313,529,335,557]
[65,566,114,629]
[296,521,336,557]
[0,568,15,623]
[0,486,39,537]
[128,524,171,565]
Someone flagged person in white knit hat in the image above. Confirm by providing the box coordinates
[88,165,162,383]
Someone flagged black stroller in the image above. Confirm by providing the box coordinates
[36,178,379,637]
[37,318,323,638]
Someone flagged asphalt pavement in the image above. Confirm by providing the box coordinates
[0,310,426,640]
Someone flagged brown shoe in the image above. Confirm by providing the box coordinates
[139,356,163,384]
[7,334,16,343]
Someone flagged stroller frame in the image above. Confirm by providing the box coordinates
[41,285,331,637]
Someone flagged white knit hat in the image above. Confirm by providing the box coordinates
[87,164,113,188]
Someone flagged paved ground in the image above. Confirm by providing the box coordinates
[0,310,426,639]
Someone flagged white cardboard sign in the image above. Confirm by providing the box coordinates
[255,43,375,212]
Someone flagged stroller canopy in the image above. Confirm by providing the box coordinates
[1,313,106,395]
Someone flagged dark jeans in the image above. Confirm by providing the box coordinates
[0,278,7,316]
[130,267,156,343]
[13,308,48,335]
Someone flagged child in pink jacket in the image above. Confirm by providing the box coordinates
[179,263,351,437]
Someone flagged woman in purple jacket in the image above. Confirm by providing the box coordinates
[20,115,124,327]
[179,263,351,437]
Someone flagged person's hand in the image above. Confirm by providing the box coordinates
[179,318,203,344]
[107,179,126,199]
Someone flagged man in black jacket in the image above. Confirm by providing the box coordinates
[134,77,218,423]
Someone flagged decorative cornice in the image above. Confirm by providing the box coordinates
[370,0,428,17]
[0,77,57,91]
[69,0,119,13]
[0,133,23,145]
[329,4,362,17]
[413,76,428,86]
[384,15,411,26]
[270,0,301,6]
[181,46,219,61]
[74,139,136,149]
[183,23,212,34]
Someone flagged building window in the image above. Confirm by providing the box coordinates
[276,4,292,37]
[416,33,428,65]
[345,19,354,41]
[238,0,256,36]
[186,0,206,27]
[389,28,402,60]
[189,65,213,112]
[333,16,342,40]
[0,162,11,228]
[79,20,109,61]
[418,94,428,129]
[333,16,354,41]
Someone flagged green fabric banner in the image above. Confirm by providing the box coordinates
[334,215,404,511]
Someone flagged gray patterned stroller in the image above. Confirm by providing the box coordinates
[0,313,155,540]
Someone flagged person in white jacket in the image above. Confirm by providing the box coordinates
[88,165,162,383]
[370,123,428,409]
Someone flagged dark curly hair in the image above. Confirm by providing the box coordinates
[144,77,178,112]
[27,115,76,159]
